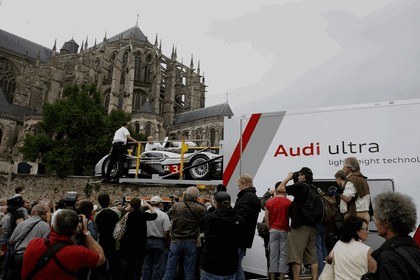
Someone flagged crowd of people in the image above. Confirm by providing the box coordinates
[0,155,420,280]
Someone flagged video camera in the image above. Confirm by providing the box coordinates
[64,191,78,210]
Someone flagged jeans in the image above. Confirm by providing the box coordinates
[268,229,288,273]
[235,247,246,280]
[316,223,327,276]
[120,256,144,280]
[142,239,166,280]
[163,240,197,280]
[200,269,235,280]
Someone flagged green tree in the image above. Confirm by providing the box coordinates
[21,84,131,176]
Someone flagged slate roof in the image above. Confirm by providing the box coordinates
[0,29,54,63]
[0,89,33,120]
[174,103,233,124]
[107,26,148,44]
[139,99,154,113]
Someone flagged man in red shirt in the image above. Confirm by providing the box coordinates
[21,209,105,280]
[265,185,292,280]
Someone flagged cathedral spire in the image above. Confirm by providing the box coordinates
[85,36,88,50]
[190,54,194,68]
[52,39,57,52]
[197,60,200,75]
[159,39,162,51]
[103,32,107,42]
[154,33,158,47]
[80,40,84,52]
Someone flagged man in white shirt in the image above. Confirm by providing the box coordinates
[144,136,162,152]
[338,157,371,222]
[142,196,170,280]
[104,122,138,181]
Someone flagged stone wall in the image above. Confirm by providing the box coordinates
[0,174,214,204]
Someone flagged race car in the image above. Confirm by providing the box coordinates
[95,149,223,181]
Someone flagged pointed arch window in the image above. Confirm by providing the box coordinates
[209,128,216,146]
[108,53,116,81]
[0,127,3,144]
[144,54,152,82]
[134,122,140,135]
[104,91,110,109]
[134,52,142,82]
[145,122,152,137]
[121,51,129,89]
[0,58,16,103]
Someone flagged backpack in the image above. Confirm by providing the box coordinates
[320,192,338,226]
[300,183,325,225]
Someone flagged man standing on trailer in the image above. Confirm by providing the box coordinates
[104,122,138,181]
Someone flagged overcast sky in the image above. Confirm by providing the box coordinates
[1,0,419,115]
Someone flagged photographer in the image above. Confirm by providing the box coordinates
[21,209,105,279]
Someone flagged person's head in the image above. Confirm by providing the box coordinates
[98,193,111,208]
[214,191,231,209]
[334,169,347,186]
[297,167,313,182]
[275,185,286,196]
[121,122,128,127]
[216,184,227,193]
[237,174,253,191]
[341,216,369,243]
[56,199,67,210]
[24,198,30,209]
[31,204,49,221]
[343,157,360,175]
[130,197,142,211]
[78,201,94,218]
[7,195,24,210]
[150,196,162,208]
[185,186,200,201]
[147,136,155,143]
[15,186,25,194]
[374,192,417,239]
[52,209,80,237]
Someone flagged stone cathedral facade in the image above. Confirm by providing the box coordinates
[0,25,233,168]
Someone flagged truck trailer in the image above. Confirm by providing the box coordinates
[221,98,420,276]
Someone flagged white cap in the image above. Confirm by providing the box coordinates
[150,196,162,205]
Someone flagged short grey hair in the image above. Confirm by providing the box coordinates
[52,209,79,237]
[32,204,48,216]
[185,186,199,200]
[374,192,417,235]
[343,157,360,172]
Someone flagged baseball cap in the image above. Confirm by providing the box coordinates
[297,167,313,176]
[214,191,231,205]
[150,196,162,205]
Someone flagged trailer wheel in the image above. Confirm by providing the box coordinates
[188,155,211,180]
[101,156,121,180]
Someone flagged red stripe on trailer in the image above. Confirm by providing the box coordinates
[223,113,262,186]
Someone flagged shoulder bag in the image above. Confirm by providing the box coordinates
[113,215,128,241]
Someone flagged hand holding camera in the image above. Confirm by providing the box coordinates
[78,214,87,232]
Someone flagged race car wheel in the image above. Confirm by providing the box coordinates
[101,156,121,180]
[188,155,211,180]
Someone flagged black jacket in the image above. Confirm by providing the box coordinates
[201,207,239,276]
[372,235,420,280]
[234,187,261,248]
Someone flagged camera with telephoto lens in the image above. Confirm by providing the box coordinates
[292,171,300,183]
[328,186,337,193]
